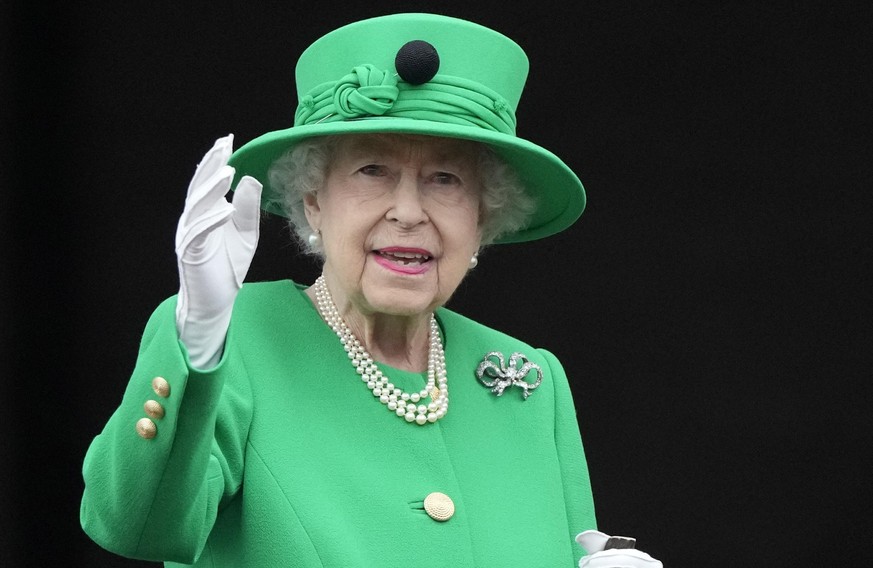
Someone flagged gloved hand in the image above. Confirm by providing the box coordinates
[576,530,663,568]
[175,134,262,369]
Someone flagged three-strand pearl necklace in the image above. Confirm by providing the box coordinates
[313,275,449,425]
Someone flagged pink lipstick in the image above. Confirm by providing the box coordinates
[372,247,433,275]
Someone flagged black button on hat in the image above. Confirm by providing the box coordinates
[395,40,440,85]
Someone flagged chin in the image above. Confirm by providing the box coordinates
[363,286,442,318]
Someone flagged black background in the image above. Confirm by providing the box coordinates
[2,1,870,566]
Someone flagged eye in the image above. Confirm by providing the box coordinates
[430,171,461,186]
[359,164,388,177]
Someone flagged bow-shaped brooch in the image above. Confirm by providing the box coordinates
[476,352,543,400]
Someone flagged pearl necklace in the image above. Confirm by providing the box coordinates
[313,275,449,425]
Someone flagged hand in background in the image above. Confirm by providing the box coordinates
[576,530,663,568]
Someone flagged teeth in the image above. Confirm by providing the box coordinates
[379,250,431,264]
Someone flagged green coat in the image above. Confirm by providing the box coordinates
[81,280,596,566]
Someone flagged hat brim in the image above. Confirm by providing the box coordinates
[228,117,585,244]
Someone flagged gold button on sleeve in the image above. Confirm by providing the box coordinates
[423,492,455,521]
[151,376,170,398]
[136,418,157,439]
[144,400,165,419]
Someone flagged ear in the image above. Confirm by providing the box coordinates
[303,191,321,232]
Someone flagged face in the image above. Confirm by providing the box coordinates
[304,134,483,319]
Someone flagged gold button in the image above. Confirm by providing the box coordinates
[423,492,454,522]
[152,376,170,398]
[136,418,157,439]
[144,400,165,419]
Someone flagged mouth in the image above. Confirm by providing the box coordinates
[372,247,434,274]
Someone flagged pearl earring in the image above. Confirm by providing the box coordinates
[469,253,479,269]
[308,230,321,249]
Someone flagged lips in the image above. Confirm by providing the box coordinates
[373,247,434,274]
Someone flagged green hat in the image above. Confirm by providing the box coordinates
[228,13,585,243]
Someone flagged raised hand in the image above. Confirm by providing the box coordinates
[175,134,263,368]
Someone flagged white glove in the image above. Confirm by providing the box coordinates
[576,530,663,568]
[175,134,262,369]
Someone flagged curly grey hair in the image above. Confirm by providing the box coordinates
[266,134,534,256]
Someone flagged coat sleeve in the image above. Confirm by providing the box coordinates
[80,296,253,564]
[539,348,597,557]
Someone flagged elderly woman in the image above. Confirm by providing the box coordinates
[80,13,662,568]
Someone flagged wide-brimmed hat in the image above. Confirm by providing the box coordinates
[228,13,585,243]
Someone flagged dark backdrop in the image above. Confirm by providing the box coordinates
[2,1,870,566]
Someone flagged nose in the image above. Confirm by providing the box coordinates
[386,175,428,228]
